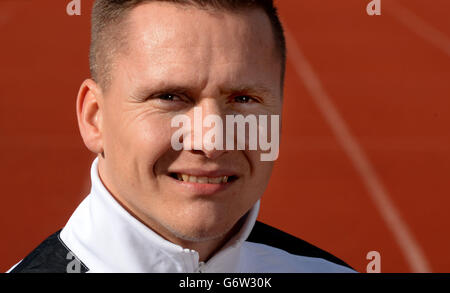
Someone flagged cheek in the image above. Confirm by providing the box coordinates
[131,117,177,171]
[103,112,175,170]
[246,151,274,190]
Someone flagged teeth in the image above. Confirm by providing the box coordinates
[208,177,223,184]
[176,174,230,184]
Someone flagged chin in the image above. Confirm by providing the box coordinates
[160,208,238,243]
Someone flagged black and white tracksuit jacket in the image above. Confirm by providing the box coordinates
[8,159,355,273]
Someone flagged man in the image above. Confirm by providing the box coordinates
[8,0,354,273]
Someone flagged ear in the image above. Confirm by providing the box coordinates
[76,79,104,155]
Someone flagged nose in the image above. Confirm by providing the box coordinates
[187,100,228,160]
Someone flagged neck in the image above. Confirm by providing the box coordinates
[175,218,246,262]
[107,190,246,262]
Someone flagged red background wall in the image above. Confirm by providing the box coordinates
[1,0,449,273]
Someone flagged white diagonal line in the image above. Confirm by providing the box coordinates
[285,29,432,273]
[388,0,450,57]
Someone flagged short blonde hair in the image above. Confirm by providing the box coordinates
[89,0,286,90]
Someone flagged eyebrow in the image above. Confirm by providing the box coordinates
[131,83,278,101]
[130,85,195,100]
[220,85,277,98]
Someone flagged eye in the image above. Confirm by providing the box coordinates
[233,95,257,104]
[157,93,183,102]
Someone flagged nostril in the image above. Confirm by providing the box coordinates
[188,149,228,160]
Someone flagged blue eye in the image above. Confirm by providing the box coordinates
[234,95,255,103]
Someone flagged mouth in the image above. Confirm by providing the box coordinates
[168,173,239,184]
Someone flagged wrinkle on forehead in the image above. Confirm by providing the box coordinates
[109,1,281,98]
[126,2,277,63]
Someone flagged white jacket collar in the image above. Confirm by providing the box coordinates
[60,158,260,273]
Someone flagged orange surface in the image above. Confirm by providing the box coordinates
[1,0,449,273]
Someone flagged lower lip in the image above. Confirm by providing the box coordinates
[166,175,234,196]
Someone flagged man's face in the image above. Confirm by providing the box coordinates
[97,2,283,243]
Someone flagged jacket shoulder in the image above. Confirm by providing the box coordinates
[246,221,354,270]
[9,230,88,273]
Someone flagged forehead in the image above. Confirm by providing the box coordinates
[112,2,281,95]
